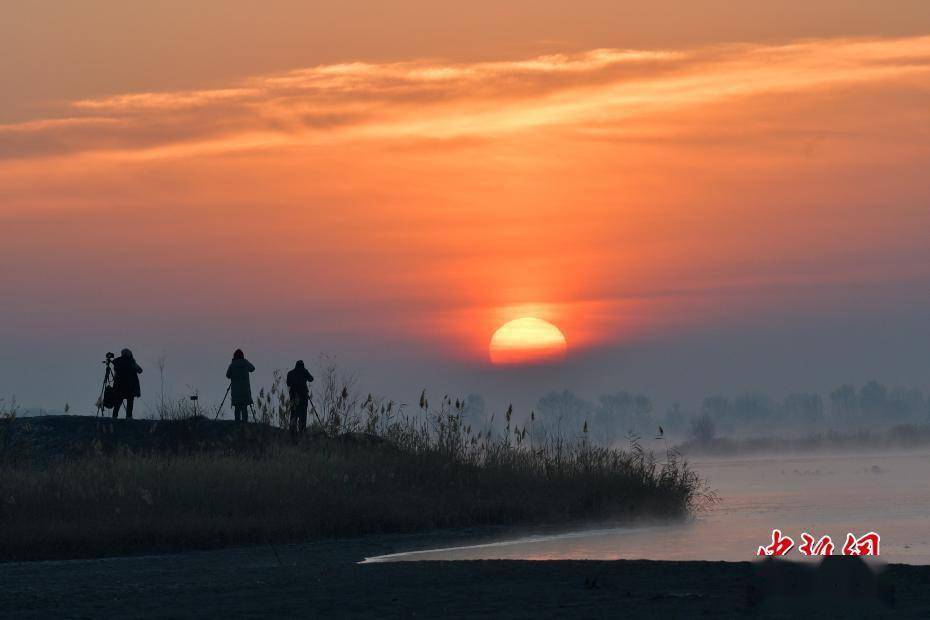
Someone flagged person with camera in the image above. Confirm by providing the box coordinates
[226,349,255,422]
[286,360,314,437]
[112,348,143,419]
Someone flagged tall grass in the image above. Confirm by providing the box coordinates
[0,370,713,561]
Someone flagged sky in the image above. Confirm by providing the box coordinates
[2,2,930,414]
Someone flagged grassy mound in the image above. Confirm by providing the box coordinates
[0,380,712,561]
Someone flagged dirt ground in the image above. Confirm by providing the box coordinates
[2,533,929,618]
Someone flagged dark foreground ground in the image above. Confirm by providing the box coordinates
[3,532,929,619]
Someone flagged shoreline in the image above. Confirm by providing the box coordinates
[3,531,929,618]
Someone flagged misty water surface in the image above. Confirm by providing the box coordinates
[366,451,930,564]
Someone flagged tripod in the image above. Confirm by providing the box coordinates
[96,354,115,417]
[213,383,231,420]
[309,393,322,427]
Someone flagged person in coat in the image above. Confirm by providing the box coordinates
[226,349,255,422]
[286,360,314,436]
[112,348,142,419]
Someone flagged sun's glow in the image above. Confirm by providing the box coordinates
[489,317,568,365]
[3,37,930,370]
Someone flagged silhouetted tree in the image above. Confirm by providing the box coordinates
[688,413,716,443]
[536,390,593,439]
[858,381,888,420]
[782,393,825,430]
[663,402,688,437]
[592,391,654,446]
[830,384,858,423]
[701,395,733,432]
[733,392,774,428]
[887,387,926,424]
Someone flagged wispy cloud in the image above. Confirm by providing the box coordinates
[2,36,929,161]
[2,33,930,374]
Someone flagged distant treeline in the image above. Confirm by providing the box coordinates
[459,381,930,445]
[677,424,930,456]
[7,378,930,446]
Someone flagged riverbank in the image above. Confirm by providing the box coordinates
[1,533,926,618]
[0,415,709,561]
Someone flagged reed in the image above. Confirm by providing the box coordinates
[0,370,712,561]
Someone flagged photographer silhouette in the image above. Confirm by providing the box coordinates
[111,348,143,419]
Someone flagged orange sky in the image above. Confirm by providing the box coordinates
[2,4,930,409]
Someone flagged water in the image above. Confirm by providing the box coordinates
[366,451,930,564]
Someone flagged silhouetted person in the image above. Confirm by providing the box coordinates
[286,360,314,436]
[112,348,142,419]
[226,349,255,422]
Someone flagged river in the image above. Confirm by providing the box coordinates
[365,450,930,564]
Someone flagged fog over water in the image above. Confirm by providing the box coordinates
[367,451,930,564]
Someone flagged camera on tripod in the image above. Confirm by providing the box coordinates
[97,352,118,415]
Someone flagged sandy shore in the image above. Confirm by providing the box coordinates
[2,532,928,618]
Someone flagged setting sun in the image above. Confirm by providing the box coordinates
[489,317,568,366]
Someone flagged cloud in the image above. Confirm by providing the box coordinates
[2,36,929,162]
